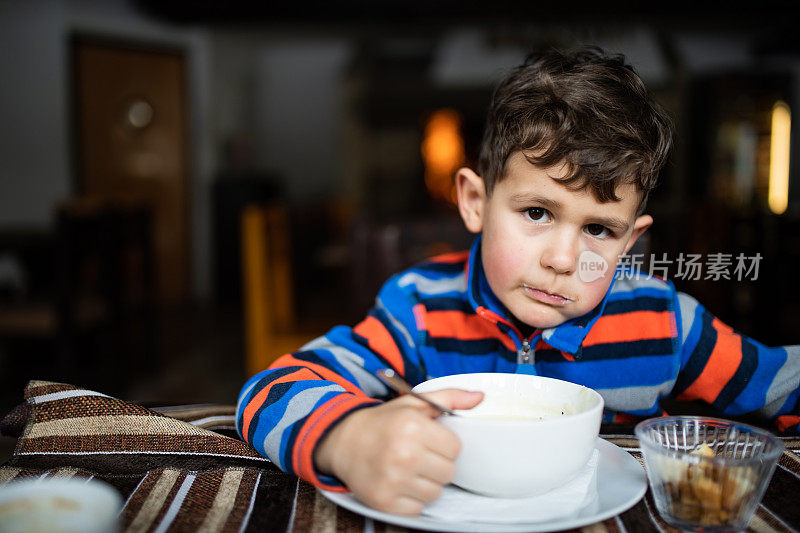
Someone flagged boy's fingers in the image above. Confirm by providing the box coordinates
[421,388,484,411]
[388,495,427,516]
[402,476,445,504]
[421,421,461,460]
[417,449,457,484]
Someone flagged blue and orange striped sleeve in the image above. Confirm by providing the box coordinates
[672,292,800,433]
[235,273,425,490]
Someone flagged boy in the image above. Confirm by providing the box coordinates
[237,46,800,515]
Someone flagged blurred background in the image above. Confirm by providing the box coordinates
[1,0,799,414]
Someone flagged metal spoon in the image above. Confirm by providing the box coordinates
[376,368,458,416]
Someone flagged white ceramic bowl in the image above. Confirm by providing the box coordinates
[413,373,604,498]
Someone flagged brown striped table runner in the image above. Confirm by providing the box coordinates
[2,381,799,532]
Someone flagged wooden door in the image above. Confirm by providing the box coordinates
[72,37,190,303]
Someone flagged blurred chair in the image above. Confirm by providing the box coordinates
[240,204,316,377]
[350,212,474,315]
[212,174,282,307]
[0,198,156,394]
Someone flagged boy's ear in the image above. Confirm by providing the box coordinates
[456,167,487,234]
[623,214,653,255]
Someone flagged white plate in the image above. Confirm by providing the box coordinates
[319,438,646,532]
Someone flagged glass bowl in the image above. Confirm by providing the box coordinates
[635,416,784,532]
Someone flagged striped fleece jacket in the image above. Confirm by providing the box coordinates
[237,236,800,490]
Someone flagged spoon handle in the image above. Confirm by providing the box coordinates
[376,369,457,416]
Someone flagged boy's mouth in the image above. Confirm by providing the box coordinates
[522,284,574,305]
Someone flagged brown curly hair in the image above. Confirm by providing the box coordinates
[478,46,673,211]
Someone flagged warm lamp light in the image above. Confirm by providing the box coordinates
[421,109,465,203]
[768,101,791,215]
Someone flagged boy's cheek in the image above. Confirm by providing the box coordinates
[577,250,615,284]
[575,252,617,307]
[481,235,526,285]
[485,257,520,291]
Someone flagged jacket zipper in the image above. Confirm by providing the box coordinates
[476,307,537,366]
[518,339,533,364]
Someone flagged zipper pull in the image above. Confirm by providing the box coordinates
[518,339,532,364]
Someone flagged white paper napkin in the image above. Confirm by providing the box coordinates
[422,448,600,524]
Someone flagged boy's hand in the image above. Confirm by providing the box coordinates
[314,389,483,515]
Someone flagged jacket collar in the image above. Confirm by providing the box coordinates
[465,234,617,354]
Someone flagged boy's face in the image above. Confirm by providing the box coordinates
[456,151,652,330]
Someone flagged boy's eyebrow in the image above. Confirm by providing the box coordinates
[509,193,562,209]
[509,193,630,232]
[590,216,630,233]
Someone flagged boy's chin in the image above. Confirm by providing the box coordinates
[512,310,572,331]
[509,294,606,331]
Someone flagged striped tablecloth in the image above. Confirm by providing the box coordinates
[1,381,799,532]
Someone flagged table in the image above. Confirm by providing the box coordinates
[2,380,799,532]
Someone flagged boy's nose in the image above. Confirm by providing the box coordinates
[540,235,579,274]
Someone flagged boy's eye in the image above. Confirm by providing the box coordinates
[525,207,550,222]
[586,224,611,238]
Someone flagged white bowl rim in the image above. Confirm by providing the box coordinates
[412,372,604,427]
